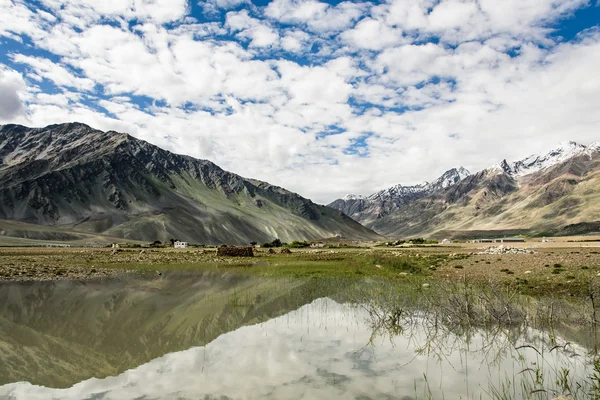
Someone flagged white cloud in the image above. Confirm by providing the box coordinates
[200,0,250,15]
[0,0,598,204]
[428,0,479,30]
[369,0,589,44]
[11,54,96,91]
[39,0,190,25]
[281,29,311,53]
[226,10,280,47]
[0,66,26,120]
[340,18,407,50]
[0,0,50,42]
[265,0,367,33]
[276,59,354,105]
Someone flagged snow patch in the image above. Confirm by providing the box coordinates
[489,141,599,177]
[342,194,365,201]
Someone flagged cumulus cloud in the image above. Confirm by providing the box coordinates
[39,0,191,24]
[0,0,598,203]
[226,10,280,47]
[200,0,251,16]
[265,0,367,33]
[0,67,25,120]
[11,55,96,91]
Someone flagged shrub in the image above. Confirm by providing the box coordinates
[262,238,283,248]
[288,241,310,248]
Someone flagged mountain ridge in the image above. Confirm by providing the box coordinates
[0,123,382,244]
[489,141,600,177]
[329,167,471,225]
[329,141,600,238]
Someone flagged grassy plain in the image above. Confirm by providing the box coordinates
[1,241,599,298]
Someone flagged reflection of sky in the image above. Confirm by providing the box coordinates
[0,298,592,400]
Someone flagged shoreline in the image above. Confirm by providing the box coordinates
[0,246,598,298]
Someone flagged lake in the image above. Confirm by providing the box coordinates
[0,273,598,399]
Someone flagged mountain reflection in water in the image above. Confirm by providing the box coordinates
[0,274,597,399]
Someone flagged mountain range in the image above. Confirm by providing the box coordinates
[0,123,381,245]
[329,167,471,226]
[1,122,598,244]
[329,141,600,239]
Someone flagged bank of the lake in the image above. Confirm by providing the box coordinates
[1,246,599,298]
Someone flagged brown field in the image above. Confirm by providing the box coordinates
[0,240,598,299]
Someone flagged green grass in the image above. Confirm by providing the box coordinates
[106,255,442,280]
[98,251,451,281]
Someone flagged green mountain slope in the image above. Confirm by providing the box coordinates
[0,123,381,244]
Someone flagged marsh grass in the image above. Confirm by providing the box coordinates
[111,252,446,280]
[351,278,600,400]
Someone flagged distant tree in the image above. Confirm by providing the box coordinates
[250,241,257,246]
[288,241,310,248]
[150,240,162,248]
[262,239,283,248]
[170,238,180,245]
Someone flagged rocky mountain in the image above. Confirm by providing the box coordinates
[0,123,381,244]
[330,143,600,239]
[492,141,600,176]
[329,167,470,226]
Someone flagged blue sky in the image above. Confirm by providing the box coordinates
[1,0,599,203]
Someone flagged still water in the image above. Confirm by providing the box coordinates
[0,274,597,399]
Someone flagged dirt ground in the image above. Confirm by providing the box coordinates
[0,244,598,297]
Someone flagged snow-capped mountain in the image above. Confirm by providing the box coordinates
[428,166,471,191]
[368,167,471,203]
[329,167,471,223]
[368,183,428,202]
[492,141,600,177]
[331,140,600,239]
[342,194,366,201]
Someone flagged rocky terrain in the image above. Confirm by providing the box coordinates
[330,142,600,239]
[329,167,471,225]
[0,123,382,245]
[476,245,536,255]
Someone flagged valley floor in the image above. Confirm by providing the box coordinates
[1,241,600,299]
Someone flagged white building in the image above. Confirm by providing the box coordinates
[310,242,325,248]
[174,241,189,249]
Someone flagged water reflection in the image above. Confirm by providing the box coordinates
[0,294,597,400]
[0,273,332,388]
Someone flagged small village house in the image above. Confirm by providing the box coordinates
[174,241,189,249]
[470,238,525,243]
